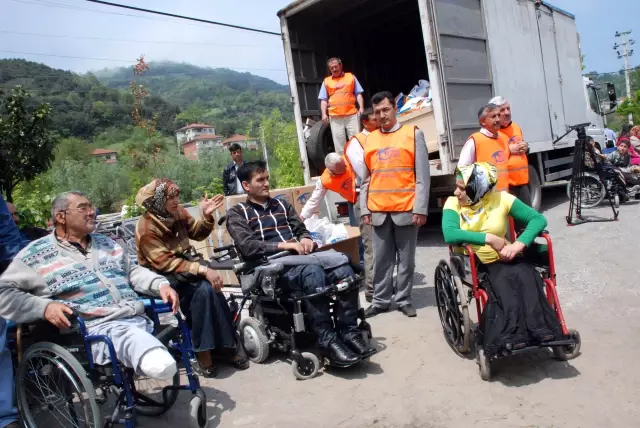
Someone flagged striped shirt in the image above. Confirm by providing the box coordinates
[226,197,311,260]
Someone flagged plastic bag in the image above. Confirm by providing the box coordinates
[408,79,431,98]
[327,223,349,244]
[304,215,332,244]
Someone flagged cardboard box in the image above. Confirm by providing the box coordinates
[292,185,319,215]
[225,194,247,212]
[185,205,226,226]
[317,225,361,263]
[269,188,295,207]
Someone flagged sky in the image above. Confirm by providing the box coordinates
[0,0,638,86]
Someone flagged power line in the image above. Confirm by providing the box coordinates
[0,51,287,72]
[85,0,280,36]
[0,30,278,49]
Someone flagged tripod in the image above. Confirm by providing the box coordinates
[566,125,619,225]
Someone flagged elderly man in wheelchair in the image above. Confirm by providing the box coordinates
[226,161,376,379]
[0,191,208,427]
[436,163,581,380]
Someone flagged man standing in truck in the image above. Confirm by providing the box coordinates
[458,104,510,193]
[318,58,365,154]
[490,96,531,206]
[300,109,379,301]
[360,91,430,318]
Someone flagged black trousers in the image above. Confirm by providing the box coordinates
[278,263,360,348]
[171,280,237,353]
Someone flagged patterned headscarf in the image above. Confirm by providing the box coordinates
[135,178,180,221]
[455,162,498,206]
[630,126,640,139]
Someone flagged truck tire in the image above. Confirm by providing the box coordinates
[306,121,334,172]
[528,164,542,211]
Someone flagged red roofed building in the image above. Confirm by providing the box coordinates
[222,134,259,151]
[175,123,216,146]
[92,148,118,164]
[183,135,225,161]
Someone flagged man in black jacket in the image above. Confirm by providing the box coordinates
[226,161,375,365]
[223,143,245,196]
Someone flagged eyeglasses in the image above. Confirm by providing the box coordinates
[66,203,95,214]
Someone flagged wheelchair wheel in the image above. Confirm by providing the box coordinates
[132,370,180,417]
[292,352,320,380]
[16,342,103,428]
[239,317,270,363]
[477,348,492,381]
[434,260,471,354]
[188,388,207,428]
[614,193,620,208]
[553,329,581,361]
[567,175,605,209]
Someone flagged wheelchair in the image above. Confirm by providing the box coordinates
[567,162,640,209]
[433,219,581,381]
[8,298,208,428]
[228,250,374,380]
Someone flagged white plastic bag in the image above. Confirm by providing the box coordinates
[304,215,332,245]
[327,223,349,244]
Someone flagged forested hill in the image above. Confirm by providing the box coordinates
[0,59,293,140]
[93,61,294,135]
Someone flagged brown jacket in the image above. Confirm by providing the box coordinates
[135,206,214,276]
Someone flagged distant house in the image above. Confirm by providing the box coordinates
[183,135,225,161]
[222,134,260,151]
[175,123,216,146]
[92,148,117,164]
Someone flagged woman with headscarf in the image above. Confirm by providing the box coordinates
[441,163,562,357]
[630,126,640,152]
[617,124,640,165]
[134,179,249,377]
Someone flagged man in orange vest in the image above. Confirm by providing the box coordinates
[360,91,430,318]
[318,57,365,154]
[300,109,379,301]
[490,96,532,206]
[458,104,510,193]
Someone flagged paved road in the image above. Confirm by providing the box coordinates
[143,187,639,428]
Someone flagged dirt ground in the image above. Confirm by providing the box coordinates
[143,186,640,428]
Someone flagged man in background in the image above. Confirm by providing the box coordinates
[318,57,365,154]
[223,143,246,196]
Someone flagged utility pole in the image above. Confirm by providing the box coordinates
[614,30,635,125]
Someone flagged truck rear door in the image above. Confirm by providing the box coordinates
[428,0,494,159]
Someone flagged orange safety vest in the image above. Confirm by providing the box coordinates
[472,132,510,192]
[500,122,529,186]
[364,125,417,212]
[344,132,367,154]
[324,72,357,117]
[320,156,357,203]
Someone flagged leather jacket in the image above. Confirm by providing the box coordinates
[223,161,244,196]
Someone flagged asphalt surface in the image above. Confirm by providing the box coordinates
[141,186,639,428]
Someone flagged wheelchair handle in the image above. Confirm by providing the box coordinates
[213,244,235,253]
[232,250,292,274]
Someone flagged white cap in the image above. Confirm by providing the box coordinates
[489,96,508,106]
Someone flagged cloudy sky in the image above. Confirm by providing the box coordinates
[0,0,637,85]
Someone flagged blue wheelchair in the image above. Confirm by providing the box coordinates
[8,298,208,428]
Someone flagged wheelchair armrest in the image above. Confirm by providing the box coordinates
[232,250,292,274]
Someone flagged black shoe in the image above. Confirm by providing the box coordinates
[344,334,377,358]
[327,340,361,366]
[398,304,417,317]
[364,305,388,318]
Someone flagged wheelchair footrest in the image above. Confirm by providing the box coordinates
[154,324,178,346]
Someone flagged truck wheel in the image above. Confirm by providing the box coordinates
[306,121,334,172]
[528,165,542,211]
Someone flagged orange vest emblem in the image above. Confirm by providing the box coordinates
[364,125,416,212]
[472,132,510,192]
[500,122,529,186]
[324,73,357,117]
[320,156,357,203]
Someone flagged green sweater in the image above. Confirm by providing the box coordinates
[442,198,547,247]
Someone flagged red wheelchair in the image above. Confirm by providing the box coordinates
[434,219,581,380]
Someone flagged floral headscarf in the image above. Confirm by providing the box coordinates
[456,162,498,205]
[135,178,181,221]
[630,126,640,139]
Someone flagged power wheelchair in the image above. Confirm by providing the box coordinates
[213,247,374,380]
[434,219,581,381]
[7,298,207,428]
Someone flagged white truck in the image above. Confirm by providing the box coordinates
[277,0,617,212]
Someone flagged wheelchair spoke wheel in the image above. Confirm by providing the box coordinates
[567,175,605,209]
[16,342,102,428]
[132,370,180,417]
[434,261,471,354]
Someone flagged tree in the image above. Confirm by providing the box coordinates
[261,109,304,188]
[54,137,92,165]
[0,86,56,201]
[617,89,640,124]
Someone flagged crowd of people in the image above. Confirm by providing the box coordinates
[0,56,627,425]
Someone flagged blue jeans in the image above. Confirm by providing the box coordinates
[278,264,360,348]
[0,318,18,427]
